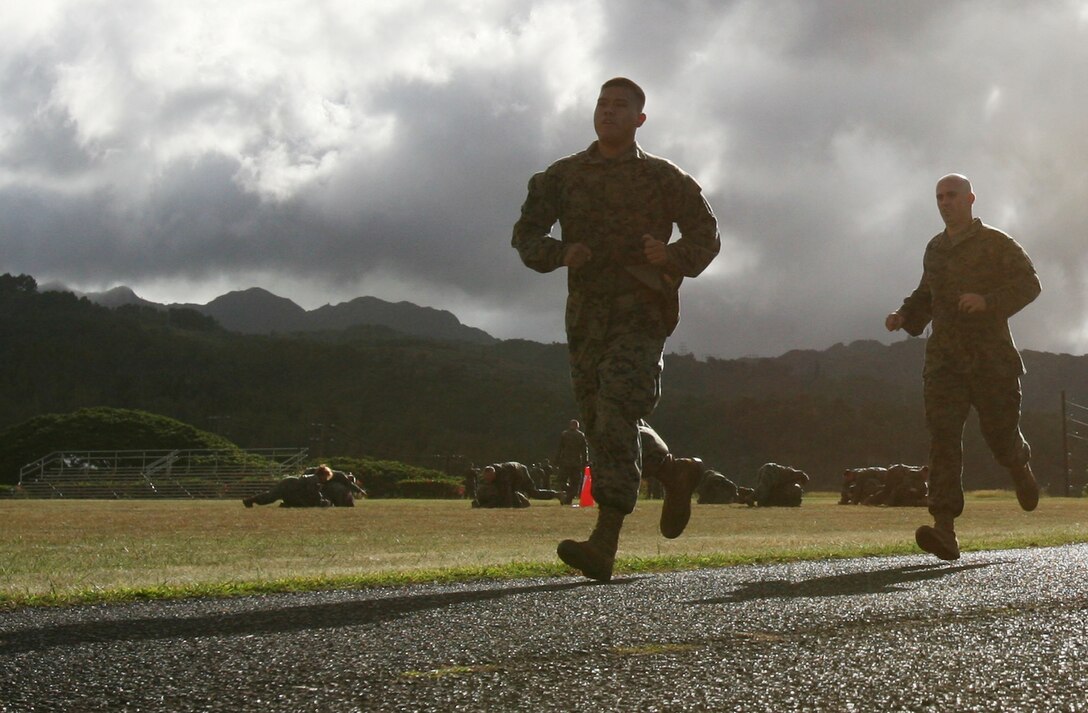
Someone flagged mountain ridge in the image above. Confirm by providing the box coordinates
[49,283,498,345]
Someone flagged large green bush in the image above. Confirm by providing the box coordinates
[0,407,244,485]
[397,479,465,499]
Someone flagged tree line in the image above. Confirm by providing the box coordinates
[2,273,1083,492]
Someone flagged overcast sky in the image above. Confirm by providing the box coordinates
[3,0,1087,359]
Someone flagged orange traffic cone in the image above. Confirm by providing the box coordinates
[577,465,595,508]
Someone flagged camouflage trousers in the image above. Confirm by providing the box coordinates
[568,294,671,514]
[557,463,585,500]
[924,369,1031,519]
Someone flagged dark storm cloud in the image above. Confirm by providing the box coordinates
[1,0,1086,357]
[0,53,92,176]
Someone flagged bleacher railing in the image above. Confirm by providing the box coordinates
[16,448,309,500]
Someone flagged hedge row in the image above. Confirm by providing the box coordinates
[324,456,467,499]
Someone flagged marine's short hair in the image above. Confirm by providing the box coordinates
[601,77,645,112]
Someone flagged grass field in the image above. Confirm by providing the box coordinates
[3,492,1087,607]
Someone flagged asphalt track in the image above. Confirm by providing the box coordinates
[3,544,1088,712]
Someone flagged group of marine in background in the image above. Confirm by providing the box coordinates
[838,464,929,507]
[238,418,929,512]
[467,457,930,510]
[689,462,928,508]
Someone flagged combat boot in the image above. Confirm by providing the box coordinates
[915,514,960,561]
[649,455,704,539]
[1010,462,1039,512]
[557,506,625,582]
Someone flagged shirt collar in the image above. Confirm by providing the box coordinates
[584,140,645,163]
[943,217,983,247]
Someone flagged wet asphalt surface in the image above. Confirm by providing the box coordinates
[3,544,1088,712]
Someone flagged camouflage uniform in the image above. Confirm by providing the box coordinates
[896,218,1040,519]
[513,141,720,514]
[321,470,366,507]
[473,467,528,508]
[497,461,566,502]
[883,464,929,507]
[696,469,740,504]
[554,425,590,500]
[248,474,330,508]
[753,463,808,507]
[849,466,890,504]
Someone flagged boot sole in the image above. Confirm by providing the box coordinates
[915,526,960,561]
[1016,492,1039,512]
[557,540,613,582]
[660,503,691,539]
[1014,482,1039,511]
[660,472,699,539]
[1013,465,1039,511]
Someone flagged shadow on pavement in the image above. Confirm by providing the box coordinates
[0,577,632,655]
[692,559,1003,604]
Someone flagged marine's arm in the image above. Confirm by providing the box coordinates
[979,235,1041,318]
[889,273,933,337]
[648,173,720,277]
[512,170,570,273]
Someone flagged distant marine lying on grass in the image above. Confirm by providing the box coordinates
[839,465,928,507]
[243,464,366,508]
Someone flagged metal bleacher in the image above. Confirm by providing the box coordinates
[16,448,310,499]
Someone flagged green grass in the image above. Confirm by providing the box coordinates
[2,492,1087,608]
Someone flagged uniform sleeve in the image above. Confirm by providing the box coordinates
[512,170,567,273]
[983,236,1041,319]
[664,173,720,278]
[898,274,933,337]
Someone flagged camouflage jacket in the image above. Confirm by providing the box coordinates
[753,463,808,504]
[279,474,330,508]
[512,141,720,337]
[506,462,544,496]
[697,470,739,504]
[898,218,1040,377]
[474,474,512,508]
[554,427,589,467]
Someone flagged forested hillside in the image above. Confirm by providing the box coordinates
[2,273,1084,492]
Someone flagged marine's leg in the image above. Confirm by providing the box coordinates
[556,506,625,581]
[638,422,703,537]
[523,478,566,502]
[558,311,663,580]
[249,481,289,506]
[972,372,1036,511]
[514,465,548,499]
[923,371,971,520]
[560,465,581,503]
[573,329,664,516]
[916,371,970,560]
